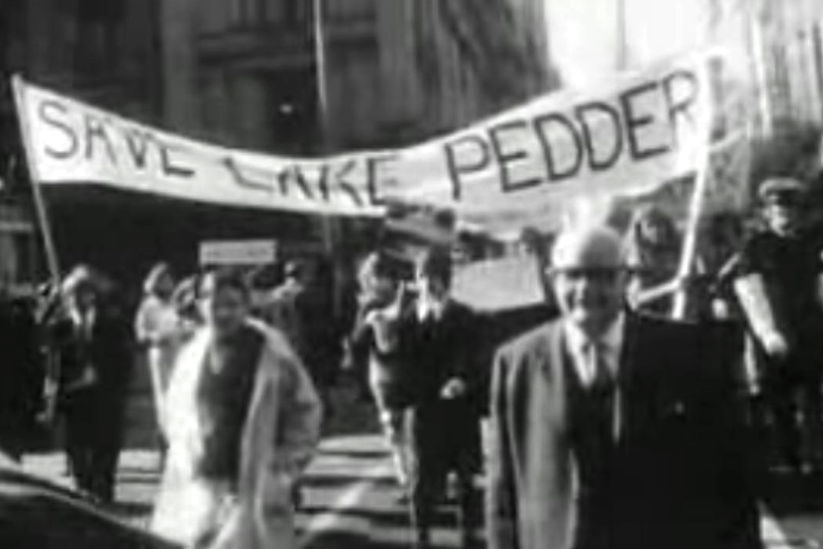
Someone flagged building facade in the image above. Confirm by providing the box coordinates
[160,0,550,152]
[0,0,163,291]
[0,0,551,290]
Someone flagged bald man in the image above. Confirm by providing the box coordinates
[487,225,761,549]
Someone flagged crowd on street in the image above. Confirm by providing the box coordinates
[2,173,823,549]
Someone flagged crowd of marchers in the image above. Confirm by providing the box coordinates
[0,174,822,549]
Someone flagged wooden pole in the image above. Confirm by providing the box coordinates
[670,50,717,320]
[313,0,335,254]
[11,75,60,286]
[313,0,346,319]
[11,74,62,425]
[671,144,712,320]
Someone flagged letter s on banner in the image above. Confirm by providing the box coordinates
[38,99,79,160]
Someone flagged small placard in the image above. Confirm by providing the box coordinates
[199,240,277,266]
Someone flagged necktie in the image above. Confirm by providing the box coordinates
[586,342,619,442]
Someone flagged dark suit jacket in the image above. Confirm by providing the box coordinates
[49,309,132,410]
[487,312,761,549]
[397,299,484,410]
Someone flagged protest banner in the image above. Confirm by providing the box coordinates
[12,51,713,237]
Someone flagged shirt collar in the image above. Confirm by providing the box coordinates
[71,307,96,327]
[417,296,449,322]
[564,312,625,359]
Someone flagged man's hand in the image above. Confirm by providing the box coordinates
[440,377,467,400]
[761,330,790,360]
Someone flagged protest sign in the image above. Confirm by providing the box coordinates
[199,239,277,266]
[452,256,547,312]
[12,52,712,235]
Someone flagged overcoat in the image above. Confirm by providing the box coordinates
[151,320,322,549]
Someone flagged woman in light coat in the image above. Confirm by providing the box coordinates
[135,263,184,435]
[150,269,322,549]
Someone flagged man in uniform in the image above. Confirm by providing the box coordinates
[734,177,823,473]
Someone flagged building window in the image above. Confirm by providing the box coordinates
[228,0,306,27]
[73,0,124,82]
[265,70,317,154]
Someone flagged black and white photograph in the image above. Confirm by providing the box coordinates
[0,0,822,547]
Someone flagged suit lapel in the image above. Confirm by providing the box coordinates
[541,320,567,382]
[539,321,572,433]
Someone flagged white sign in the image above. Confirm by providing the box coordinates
[453,256,547,312]
[13,52,712,235]
[199,239,277,266]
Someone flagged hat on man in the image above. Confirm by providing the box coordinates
[757,177,807,203]
[61,264,101,297]
[284,260,305,279]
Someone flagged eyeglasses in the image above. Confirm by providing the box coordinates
[763,193,805,208]
[546,267,627,283]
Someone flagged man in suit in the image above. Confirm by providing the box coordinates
[487,225,761,549]
[390,248,484,549]
[47,266,132,504]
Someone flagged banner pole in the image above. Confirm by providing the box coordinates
[670,51,717,321]
[11,75,61,287]
[671,151,711,320]
[313,0,335,253]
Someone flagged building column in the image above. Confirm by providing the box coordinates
[161,0,198,133]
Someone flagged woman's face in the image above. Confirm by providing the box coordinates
[156,272,175,299]
[200,283,248,338]
[371,273,397,302]
[640,216,669,244]
[72,286,97,312]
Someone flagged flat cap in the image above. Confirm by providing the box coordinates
[758,177,807,201]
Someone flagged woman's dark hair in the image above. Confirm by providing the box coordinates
[142,262,172,297]
[628,206,679,250]
[197,268,250,301]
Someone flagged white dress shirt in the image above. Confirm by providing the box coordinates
[417,296,448,323]
[564,314,625,387]
[71,307,96,341]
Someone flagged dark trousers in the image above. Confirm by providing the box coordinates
[759,350,823,469]
[407,399,482,548]
[62,389,125,503]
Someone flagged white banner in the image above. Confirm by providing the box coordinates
[12,52,711,234]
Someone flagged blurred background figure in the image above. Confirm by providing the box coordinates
[623,206,684,315]
[266,259,338,420]
[0,277,41,461]
[134,263,184,461]
[386,247,484,549]
[347,251,413,496]
[734,177,823,475]
[702,212,746,321]
[46,265,132,503]
[171,274,202,340]
[151,269,321,549]
[623,206,708,318]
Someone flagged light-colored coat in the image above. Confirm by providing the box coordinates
[150,320,322,549]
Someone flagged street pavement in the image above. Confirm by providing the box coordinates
[14,384,822,549]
